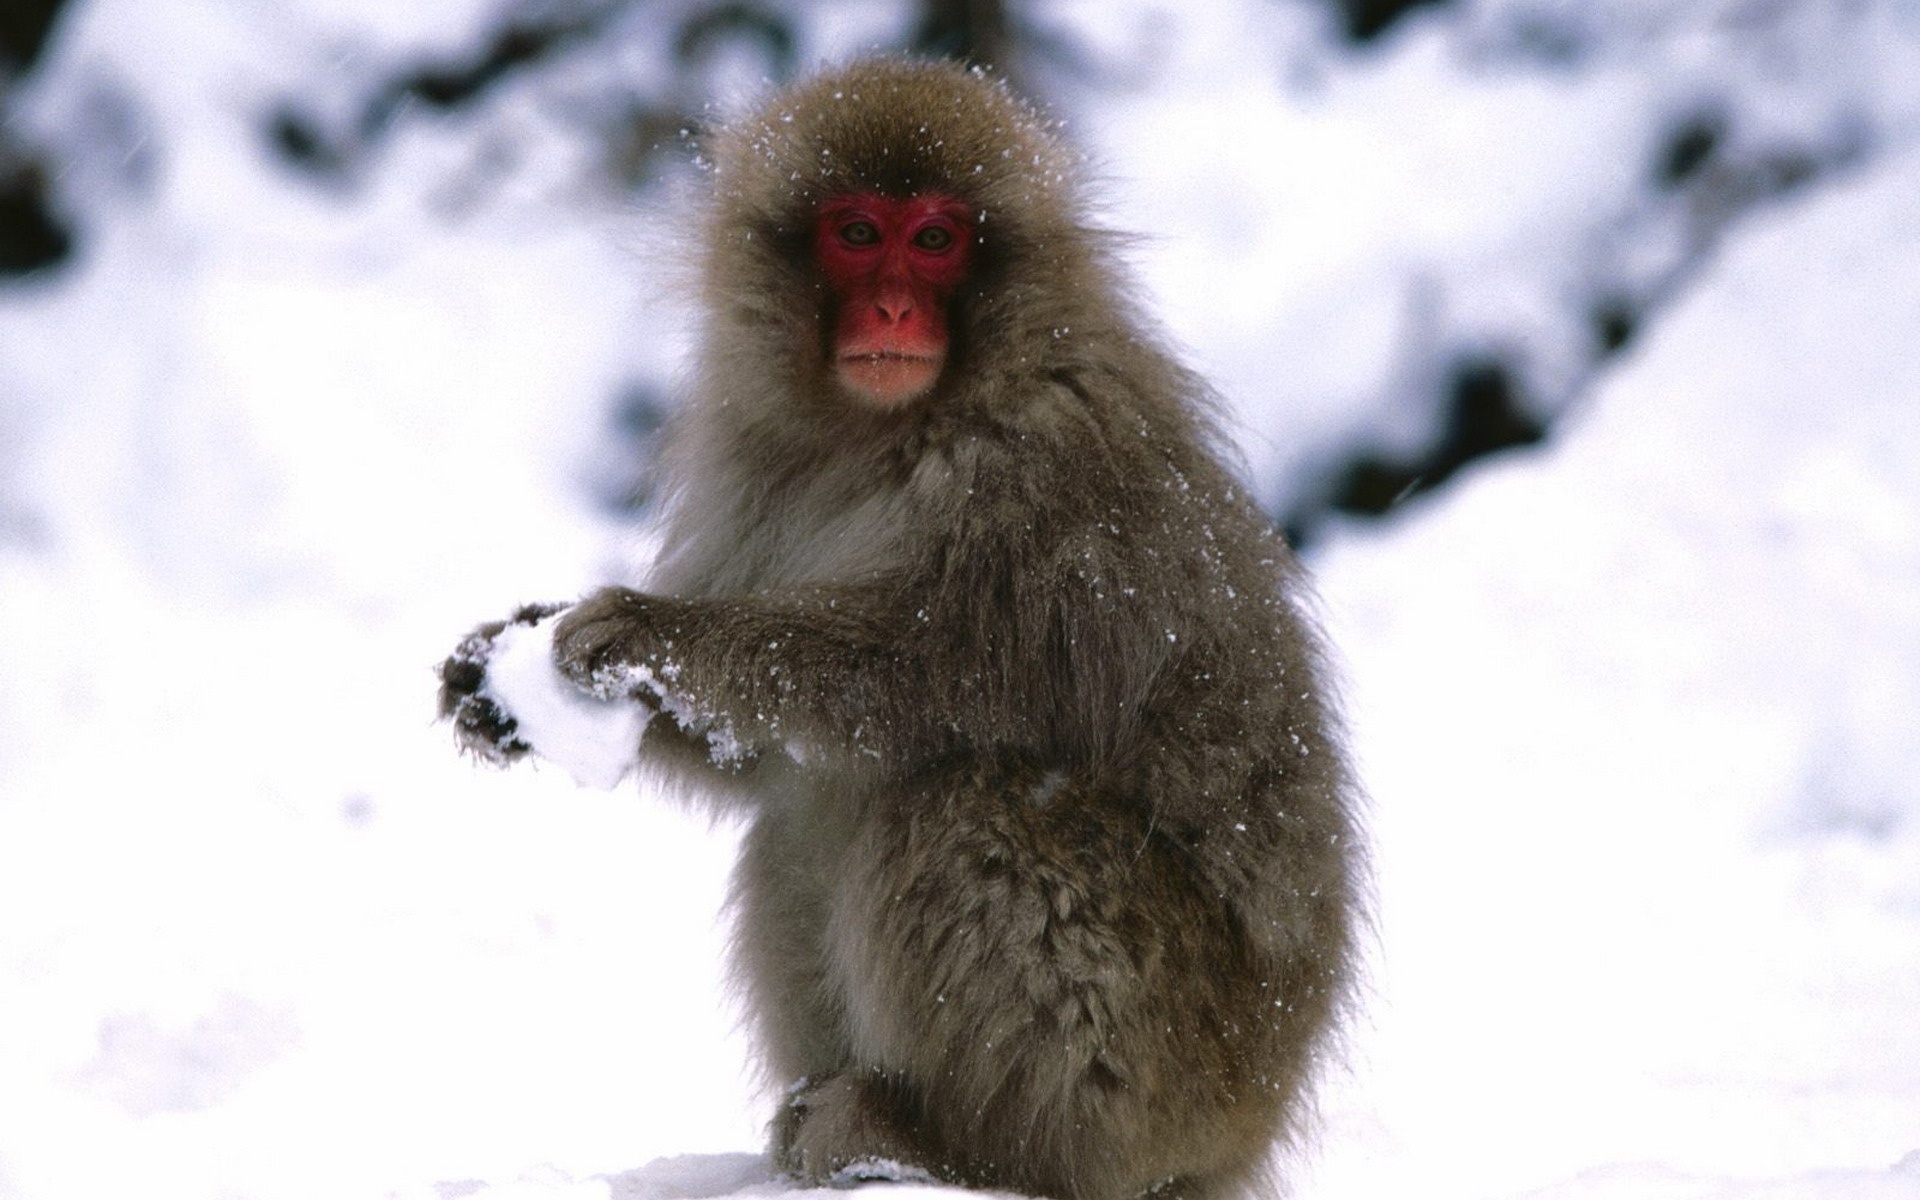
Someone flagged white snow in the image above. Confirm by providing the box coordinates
[1303,137,1920,1200]
[1,2,1916,1200]
[483,614,653,791]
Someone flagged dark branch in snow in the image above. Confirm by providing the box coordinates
[1286,356,1545,546]
[0,0,70,75]
[1330,0,1453,44]
[0,156,71,276]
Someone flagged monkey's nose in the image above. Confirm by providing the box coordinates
[875,288,915,323]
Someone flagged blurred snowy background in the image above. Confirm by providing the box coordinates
[2,1,1917,1198]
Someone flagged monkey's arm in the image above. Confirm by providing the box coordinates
[552,584,923,766]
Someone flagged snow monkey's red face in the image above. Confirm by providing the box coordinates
[814,193,975,409]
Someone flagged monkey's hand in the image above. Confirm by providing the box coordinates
[438,602,567,765]
[554,587,770,773]
[439,601,655,789]
[549,587,667,700]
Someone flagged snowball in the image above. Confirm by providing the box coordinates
[482,614,651,790]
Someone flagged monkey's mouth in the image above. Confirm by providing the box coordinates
[841,350,940,367]
[836,351,944,407]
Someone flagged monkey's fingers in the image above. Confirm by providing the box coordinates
[437,642,530,764]
[506,600,570,627]
[443,687,533,765]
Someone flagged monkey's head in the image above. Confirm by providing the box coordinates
[700,58,1095,415]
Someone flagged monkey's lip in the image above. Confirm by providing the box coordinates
[840,350,941,365]
[836,350,944,406]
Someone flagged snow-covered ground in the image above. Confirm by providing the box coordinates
[1,3,1916,1199]
[1310,139,1920,1200]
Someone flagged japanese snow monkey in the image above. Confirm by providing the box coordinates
[439,57,1361,1200]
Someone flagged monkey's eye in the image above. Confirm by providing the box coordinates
[912,225,955,252]
[839,221,881,247]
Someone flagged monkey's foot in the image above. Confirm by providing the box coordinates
[773,1073,941,1189]
[828,1159,939,1188]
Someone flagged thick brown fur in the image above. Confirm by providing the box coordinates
[439,58,1360,1200]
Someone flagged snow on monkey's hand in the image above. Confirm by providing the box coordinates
[437,602,653,790]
